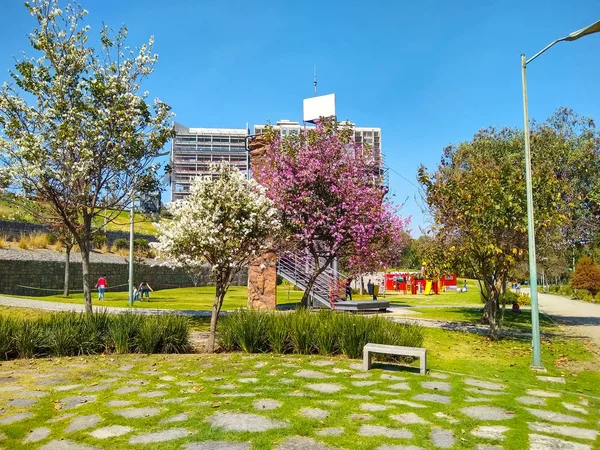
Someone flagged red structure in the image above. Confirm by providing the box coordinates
[439,274,457,289]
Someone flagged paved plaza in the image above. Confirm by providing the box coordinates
[0,353,598,449]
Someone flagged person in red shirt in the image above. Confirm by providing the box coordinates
[95,276,107,301]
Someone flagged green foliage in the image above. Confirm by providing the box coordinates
[572,256,600,296]
[0,311,190,360]
[516,293,531,306]
[0,1,173,312]
[134,238,149,250]
[573,289,594,302]
[92,233,107,249]
[417,110,595,339]
[113,238,129,250]
[218,309,424,359]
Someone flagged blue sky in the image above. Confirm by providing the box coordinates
[1,0,599,234]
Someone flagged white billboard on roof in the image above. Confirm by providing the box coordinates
[303,94,336,123]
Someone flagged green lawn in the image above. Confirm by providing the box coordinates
[0,195,158,235]
[408,307,558,331]
[20,285,304,311]
[381,279,482,306]
[0,325,598,450]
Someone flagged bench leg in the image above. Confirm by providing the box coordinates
[420,352,427,375]
[363,349,373,371]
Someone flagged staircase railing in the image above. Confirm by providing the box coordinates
[277,248,347,309]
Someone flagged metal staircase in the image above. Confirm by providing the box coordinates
[277,249,345,309]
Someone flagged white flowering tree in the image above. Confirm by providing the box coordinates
[154,162,280,352]
[0,1,173,313]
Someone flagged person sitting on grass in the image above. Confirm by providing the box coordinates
[138,281,153,301]
[512,301,521,313]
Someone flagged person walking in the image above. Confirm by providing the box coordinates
[138,281,153,301]
[95,275,107,301]
[345,278,353,301]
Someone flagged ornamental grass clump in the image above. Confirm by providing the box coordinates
[0,311,190,360]
[219,309,424,360]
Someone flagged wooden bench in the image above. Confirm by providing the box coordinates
[363,343,427,375]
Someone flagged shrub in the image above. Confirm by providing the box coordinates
[44,314,81,357]
[313,310,338,355]
[109,313,140,354]
[289,308,316,354]
[0,316,17,360]
[218,309,424,361]
[266,313,290,354]
[157,315,191,354]
[338,313,373,359]
[92,233,107,249]
[572,256,600,297]
[558,284,574,297]
[13,319,44,358]
[574,289,594,302]
[134,238,149,250]
[18,234,28,249]
[136,316,162,354]
[0,234,9,248]
[113,238,129,251]
[516,293,531,306]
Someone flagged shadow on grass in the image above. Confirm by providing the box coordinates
[370,362,422,375]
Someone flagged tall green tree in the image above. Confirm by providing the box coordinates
[0,1,173,313]
[419,122,569,339]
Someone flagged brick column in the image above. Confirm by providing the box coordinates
[247,136,277,310]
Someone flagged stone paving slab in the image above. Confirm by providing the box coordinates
[0,411,33,424]
[275,437,339,450]
[359,424,413,439]
[40,440,100,450]
[529,433,591,450]
[23,427,51,443]
[114,407,161,418]
[524,407,585,423]
[528,422,598,440]
[185,443,251,450]
[461,406,515,421]
[65,414,102,433]
[207,412,289,432]
[90,425,133,439]
[129,428,190,444]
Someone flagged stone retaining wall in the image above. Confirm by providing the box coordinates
[0,259,247,297]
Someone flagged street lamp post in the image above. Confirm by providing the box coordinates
[128,151,170,307]
[521,19,600,369]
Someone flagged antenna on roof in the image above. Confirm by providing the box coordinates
[313,66,317,96]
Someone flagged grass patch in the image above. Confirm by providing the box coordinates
[409,307,558,330]
[0,327,598,450]
[14,286,304,311]
[381,279,482,306]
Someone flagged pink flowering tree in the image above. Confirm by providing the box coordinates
[256,119,409,306]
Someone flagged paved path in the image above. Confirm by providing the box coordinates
[0,295,213,317]
[1,352,598,449]
[535,291,600,345]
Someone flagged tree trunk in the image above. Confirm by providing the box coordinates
[63,245,71,297]
[207,284,226,353]
[81,215,93,314]
[482,280,501,340]
[359,274,364,295]
[300,260,334,307]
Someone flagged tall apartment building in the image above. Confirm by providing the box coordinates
[253,119,302,137]
[170,120,385,201]
[170,122,248,201]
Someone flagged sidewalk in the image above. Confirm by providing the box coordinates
[0,295,213,317]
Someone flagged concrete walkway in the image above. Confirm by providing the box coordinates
[0,295,213,317]
[535,291,600,345]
